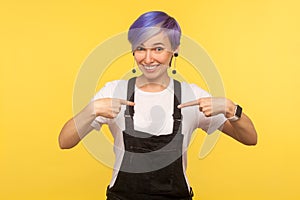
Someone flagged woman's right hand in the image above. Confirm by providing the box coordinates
[93,98,135,119]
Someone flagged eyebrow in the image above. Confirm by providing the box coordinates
[152,42,165,46]
[140,42,166,47]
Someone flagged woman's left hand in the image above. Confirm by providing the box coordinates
[178,97,236,118]
[179,97,258,145]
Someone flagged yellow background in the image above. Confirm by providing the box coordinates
[1,0,299,199]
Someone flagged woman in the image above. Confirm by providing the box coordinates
[59,11,257,200]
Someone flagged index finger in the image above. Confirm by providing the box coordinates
[178,99,199,109]
[119,99,135,106]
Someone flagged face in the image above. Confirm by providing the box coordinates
[133,32,176,82]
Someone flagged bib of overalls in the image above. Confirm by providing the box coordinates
[107,77,193,200]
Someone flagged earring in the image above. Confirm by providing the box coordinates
[172,52,178,74]
[132,53,136,73]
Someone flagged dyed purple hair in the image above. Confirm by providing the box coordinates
[128,11,181,51]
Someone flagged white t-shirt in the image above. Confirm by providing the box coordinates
[91,79,227,188]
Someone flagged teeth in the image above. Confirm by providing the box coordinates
[144,65,159,70]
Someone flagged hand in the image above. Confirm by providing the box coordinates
[93,98,135,119]
[178,97,236,118]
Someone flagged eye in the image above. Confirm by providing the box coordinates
[136,46,145,51]
[155,47,164,52]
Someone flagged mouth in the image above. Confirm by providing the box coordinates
[143,64,160,72]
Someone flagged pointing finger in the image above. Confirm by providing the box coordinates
[177,99,199,109]
[119,99,135,106]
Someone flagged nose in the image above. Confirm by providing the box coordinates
[144,49,154,64]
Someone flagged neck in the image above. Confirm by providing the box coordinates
[136,75,170,92]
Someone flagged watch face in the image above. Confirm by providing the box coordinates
[236,105,242,118]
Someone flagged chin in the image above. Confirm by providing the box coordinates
[143,73,167,82]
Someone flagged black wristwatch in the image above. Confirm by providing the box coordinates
[228,104,242,122]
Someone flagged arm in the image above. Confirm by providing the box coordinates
[58,102,95,149]
[178,97,257,146]
[218,99,257,145]
[220,113,257,145]
[58,98,135,149]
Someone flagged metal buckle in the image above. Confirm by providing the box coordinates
[173,114,182,121]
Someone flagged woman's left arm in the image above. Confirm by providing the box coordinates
[178,97,258,145]
[221,113,258,145]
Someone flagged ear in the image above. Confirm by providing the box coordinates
[173,46,180,55]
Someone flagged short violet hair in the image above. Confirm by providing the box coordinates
[128,11,181,51]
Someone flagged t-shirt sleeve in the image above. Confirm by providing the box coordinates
[90,81,118,131]
[190,84,227,134]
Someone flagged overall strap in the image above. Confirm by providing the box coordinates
[172,79,182,134]
[124,78,182,133]
[124,77,136,131]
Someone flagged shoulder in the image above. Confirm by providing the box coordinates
[180,81,211,100]
[103,79,128,89]
[92,80,128,100]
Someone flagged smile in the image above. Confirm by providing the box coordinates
[144,64,160,70]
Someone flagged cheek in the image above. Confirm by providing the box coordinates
[134,55,143,63]
[162,56,173,66]
[155,53,173,64]
[159,56,171,63]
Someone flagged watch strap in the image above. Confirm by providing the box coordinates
[228,104,242,122]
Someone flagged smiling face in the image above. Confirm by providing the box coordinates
[133,32,176,84]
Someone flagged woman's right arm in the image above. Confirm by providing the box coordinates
[58,102,96,149]
[58,98,134,149]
